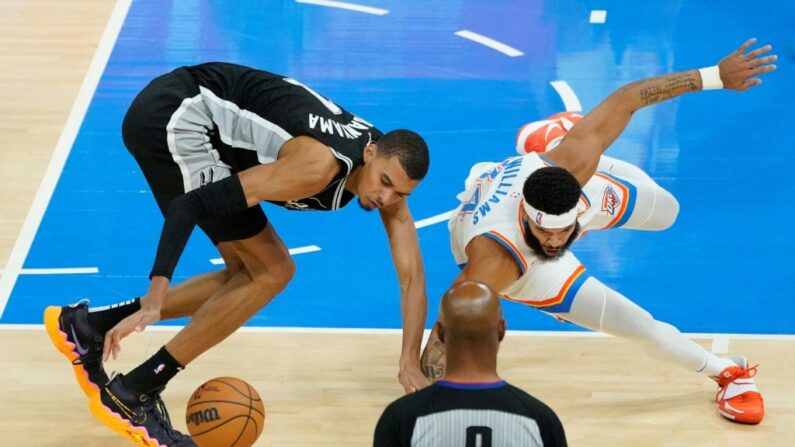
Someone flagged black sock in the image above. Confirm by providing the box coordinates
[86,298,141,334]
[123,346,184,395]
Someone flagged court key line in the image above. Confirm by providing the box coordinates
[415,210,453,229]
[590,10,607,24]
[210,245,323,265]
[454,30,524,57]
[0,0,132,320]
[0,267,99,275]
[295,0,388,15]
[0,208,452,277]
[550,80,583,112]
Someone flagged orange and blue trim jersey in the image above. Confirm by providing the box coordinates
[450,152,643,311]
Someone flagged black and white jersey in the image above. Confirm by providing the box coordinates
[373,381,567,447]
[183,62,382,211]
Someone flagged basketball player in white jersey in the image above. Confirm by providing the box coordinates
[421,38,776,425]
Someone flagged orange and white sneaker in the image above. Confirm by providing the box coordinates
[713,357,764,424]
[515,111,583,154]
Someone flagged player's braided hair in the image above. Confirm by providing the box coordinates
[377,129,430,180]
[522,166,581,214]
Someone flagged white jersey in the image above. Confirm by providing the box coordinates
[449,153,639,313]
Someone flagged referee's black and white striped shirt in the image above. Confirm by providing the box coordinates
[374,380,566,447]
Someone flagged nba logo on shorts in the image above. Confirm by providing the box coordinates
[602,185,620,215]
[154,363,166,374]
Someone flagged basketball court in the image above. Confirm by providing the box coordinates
[1,0,793,445]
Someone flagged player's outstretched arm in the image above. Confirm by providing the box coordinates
[379,199,431,393]
[546,38,777,186]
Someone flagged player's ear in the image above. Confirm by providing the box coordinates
[498,319,506,342]
[363,143,377,163]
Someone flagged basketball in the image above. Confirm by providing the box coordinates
[186,377,265,447]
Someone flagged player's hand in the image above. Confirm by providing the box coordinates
[398,364,431,394]
[718,38,777,91]
[102,298,162,362]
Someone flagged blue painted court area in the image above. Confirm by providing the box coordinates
[2,0,793,334]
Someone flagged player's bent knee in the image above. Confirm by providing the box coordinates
[249,255,295,294]
[645,188,680,230]
[656,188,679,229]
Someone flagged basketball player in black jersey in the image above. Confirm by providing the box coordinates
[44,63,430,446]
[374,281,567,446]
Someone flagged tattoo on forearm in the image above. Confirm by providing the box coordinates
[636,72,699,106]
[420,339,446,380]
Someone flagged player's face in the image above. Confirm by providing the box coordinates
[357,148,419,211]
[523,216,579,259]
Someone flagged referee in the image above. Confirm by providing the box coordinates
[374,281,567,447]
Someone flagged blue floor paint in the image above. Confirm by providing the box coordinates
[3,0,793,334]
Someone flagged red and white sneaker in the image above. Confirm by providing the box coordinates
[515,111,583,154]
[713,357,764,424]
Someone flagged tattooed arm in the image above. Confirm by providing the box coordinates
[546,38,776,186]
[421,235,524,379]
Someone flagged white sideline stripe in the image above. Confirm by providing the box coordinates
[0,267,99,275]
[550,80,583,112]
[711,335,731,354]
[455,30,524,57]
[296,0,388,16]
[590,10,607,24]
[4,324,795,341]
[415,210,453,229]
[0,0,133,319]
[209,245,322,265]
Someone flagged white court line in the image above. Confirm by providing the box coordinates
[455,30,524,57]
[207,209,452,267]
[296,0,388,16]
[590,10,607,24]
[711,335,730,354]
[0,267,99,275]
[415,210,453,229]
[3,324,795,341]
[550,80,583,112]
[0,0,132,320]
[209,245,322,265]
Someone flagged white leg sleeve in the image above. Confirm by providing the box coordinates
[553,276,731,375]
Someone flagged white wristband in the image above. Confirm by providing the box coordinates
[698,66,723,90]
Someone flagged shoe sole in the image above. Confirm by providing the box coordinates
[43,306,101,400]
[89,393,168,447]
[515,119,553,154]
[716,356,763,424]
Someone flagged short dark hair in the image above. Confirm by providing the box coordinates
[376,129,429,180]
[522,167,580,214]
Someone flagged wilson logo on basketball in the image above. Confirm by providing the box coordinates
[187,407,221,426]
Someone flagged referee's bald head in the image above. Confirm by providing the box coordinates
[439,280,505,346]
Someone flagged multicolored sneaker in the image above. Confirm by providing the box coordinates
[44,300,109,399]
[92,374,196,447]
[516,111,583,154]
[713,356,764,424]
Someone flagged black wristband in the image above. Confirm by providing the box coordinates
[149,175,248,280]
